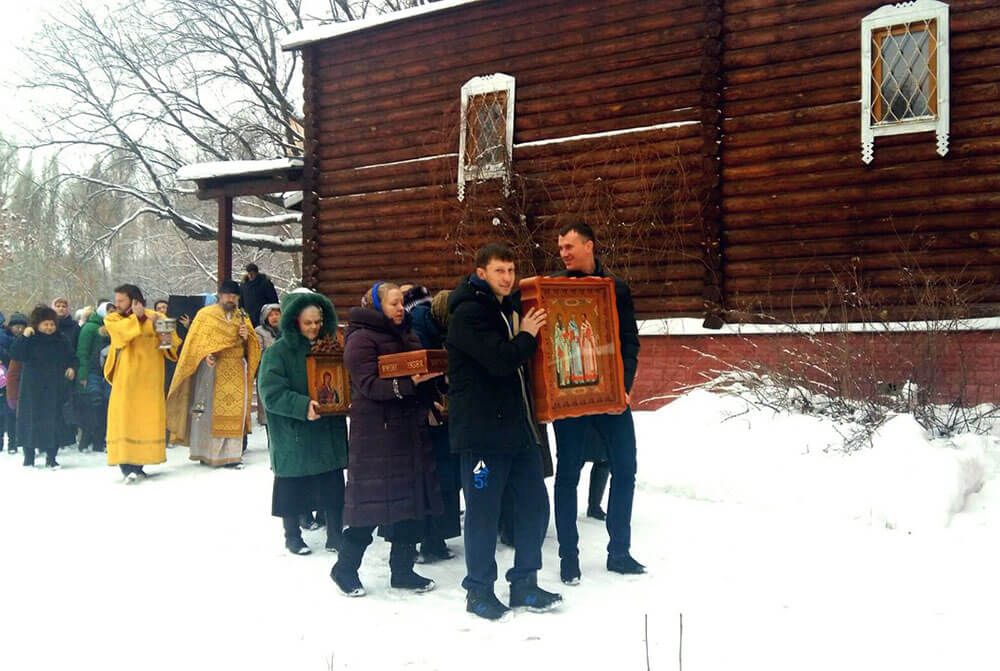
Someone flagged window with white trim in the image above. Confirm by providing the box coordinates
[861,1,950,164]
[458,74,515,200]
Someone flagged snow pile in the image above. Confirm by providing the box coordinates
[635,388,991,530]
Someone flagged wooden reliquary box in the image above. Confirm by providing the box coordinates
[377,349,448,378]
[305,331,351,416]
[519,276,627,422]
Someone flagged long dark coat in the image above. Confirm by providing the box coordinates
[9,332,76,452]
[342,307,441,529]
[240,273,280,327]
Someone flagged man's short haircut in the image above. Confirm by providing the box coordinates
[558,222,597,245]
[474,243,515,269]
[113,283,145,304]
[245,263,259,273]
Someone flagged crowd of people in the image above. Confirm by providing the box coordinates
[0,223,644,621]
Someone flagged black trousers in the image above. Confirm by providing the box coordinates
[460,447,549,593]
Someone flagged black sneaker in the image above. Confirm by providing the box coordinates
[390,569,435,593]
[509,579,562,613]
[45,461,61,470]
[466,590,512,622]
[607,554,646,575]
[285,537,311,556]
[330,567,366,597]
[560,557,581,586]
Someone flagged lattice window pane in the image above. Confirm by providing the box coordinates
[465,91,508,171]
[871,20,938,125]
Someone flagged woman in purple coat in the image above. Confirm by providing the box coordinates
[330,282,443,597]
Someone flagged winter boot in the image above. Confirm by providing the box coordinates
[283,517,311,556]
[330,535,368,597]
[416,538,455,564]
[389,543,435,592]
[45,449,60,470]
[607,554,646,575]
[298,513,320,531]
[560,556,581,586]
[323,508,342,553]
[586,462,610,520]
[466,590,512,622]
[22,447,35,468]
[509,576,563,613]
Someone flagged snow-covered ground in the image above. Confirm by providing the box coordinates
[2,389,999,671]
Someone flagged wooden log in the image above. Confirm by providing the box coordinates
[725,192,1000,229]
[313,10,711,100]
[724,154,1000,198]
[724,114,1000,168]
[726,50,857,87]
[725,228,1000,263]
[316,152,706,199]
[310,0,704,70]
[723,85,856,119]
[313,4,714,92]
[725,211,1000,246]
[325,77,706,142]
[725,265,1000,293]
[314,113,704,172]
[726,66,855,103]
[316,7,711,90]
[725,0,946,33]
[723,136,1000,182]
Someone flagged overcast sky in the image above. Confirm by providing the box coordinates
[0,0,69,141]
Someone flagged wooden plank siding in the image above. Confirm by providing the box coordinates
[298,0,1000,323]
[300,0,718,318]
[720,0,1000,321]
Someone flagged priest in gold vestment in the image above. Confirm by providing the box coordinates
[104,284,180,483]
[167,281,262,467]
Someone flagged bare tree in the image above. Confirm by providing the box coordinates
[18,0,428,257]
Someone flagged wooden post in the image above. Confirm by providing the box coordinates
[218,195,233,284]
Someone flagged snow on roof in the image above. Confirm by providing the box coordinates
[282,0,486,50]
[175,158,304,182]
[282,191,304,209]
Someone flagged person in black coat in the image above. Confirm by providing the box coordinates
[331,282,443,597]
[239,263,280,327]
[0,312,27,454]
[51,297,81,350]
[447,243,563,621]
[406,287,461,564]
[550,223,645,585]
[6,306,77,468]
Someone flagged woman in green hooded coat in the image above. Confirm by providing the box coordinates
[258,290,348,556]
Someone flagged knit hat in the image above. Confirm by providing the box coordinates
[8,312,28,327]
[219,279,241,295]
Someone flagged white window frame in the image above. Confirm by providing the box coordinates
[457,73,515,201]
[860,0,950,164]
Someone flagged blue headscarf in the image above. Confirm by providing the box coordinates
[370,281,384,313]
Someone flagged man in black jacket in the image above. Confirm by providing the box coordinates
[551,223,645,585]
[447,242,562,621]
[239,263,280,327]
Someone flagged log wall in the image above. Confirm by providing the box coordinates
[299,0,1000,323]
[301,0,717,317]
[721,0,1000,322]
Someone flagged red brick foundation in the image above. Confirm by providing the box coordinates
[630,330,1000,411]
